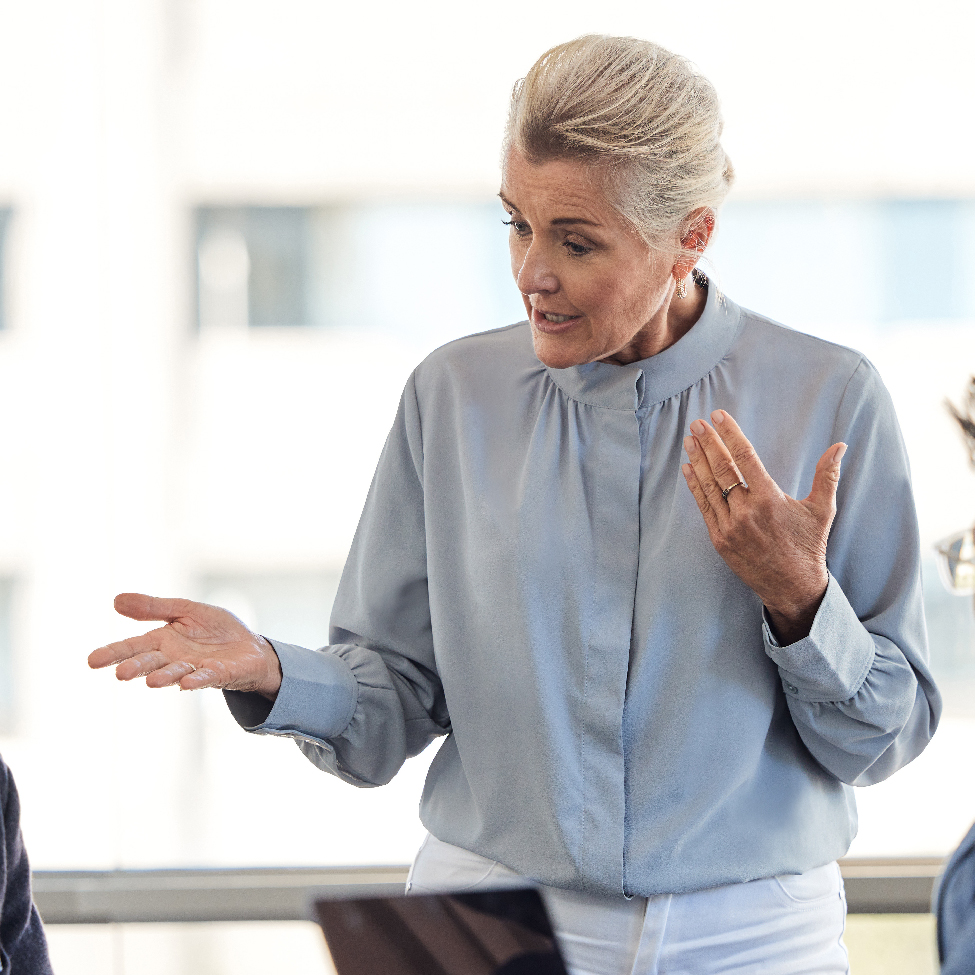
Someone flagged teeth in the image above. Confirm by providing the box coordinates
[543,313,572,323]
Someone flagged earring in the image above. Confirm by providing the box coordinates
[675,277,687,299]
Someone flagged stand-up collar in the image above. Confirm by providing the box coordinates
[545,277,742,411]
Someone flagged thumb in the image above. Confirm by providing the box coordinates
[806,442,847,516]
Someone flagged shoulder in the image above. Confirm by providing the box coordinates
[734,301,867,376]
[411,321,543,403]
[727,298,888,409]
[416,320,535,375]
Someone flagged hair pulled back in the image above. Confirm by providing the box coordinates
[505,35,735,254]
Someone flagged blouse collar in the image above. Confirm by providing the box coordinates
[544,275,743,412]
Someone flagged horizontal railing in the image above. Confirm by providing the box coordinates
[33,857,946,925]
[839,857,945,914]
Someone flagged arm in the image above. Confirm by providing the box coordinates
[89,374,449,788]
[226,371,450,786]
[764,359,940,786]
[683,359,940,786]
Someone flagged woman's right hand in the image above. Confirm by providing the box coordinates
[88,594,283,701]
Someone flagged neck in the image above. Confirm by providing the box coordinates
[600,277,708,366]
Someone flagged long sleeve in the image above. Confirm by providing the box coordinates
[761,357,940,786]
[0,758,53,975]
[225,372,450,787]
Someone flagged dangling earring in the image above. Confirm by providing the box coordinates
[675,277,687,299]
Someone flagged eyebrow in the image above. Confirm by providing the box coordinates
[497,192,602,229]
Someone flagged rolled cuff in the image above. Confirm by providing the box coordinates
[763,574,876,702]
[223,639,359,741]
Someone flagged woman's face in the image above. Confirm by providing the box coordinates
[500,147,694,369]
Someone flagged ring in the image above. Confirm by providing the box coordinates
[721,481,745,501]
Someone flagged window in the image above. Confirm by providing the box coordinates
[879,201,975,322]
[707,199,975,333]
[193,203,524,346]
[196,206,311,329]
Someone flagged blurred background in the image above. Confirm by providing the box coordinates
[1,0,974,971]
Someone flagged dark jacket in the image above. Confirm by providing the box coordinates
[0,757,52,973]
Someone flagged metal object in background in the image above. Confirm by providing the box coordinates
[33,865,411,925]
[32,858,945,925]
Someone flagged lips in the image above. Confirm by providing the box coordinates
[531,305,582,334]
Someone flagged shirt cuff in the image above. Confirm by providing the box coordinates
[762,573,876,702]
[223,639,359,741]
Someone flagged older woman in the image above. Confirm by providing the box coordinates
[90,36,940,974]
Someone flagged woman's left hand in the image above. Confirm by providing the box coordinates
[682,409,847,646]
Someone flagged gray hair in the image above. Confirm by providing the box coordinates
[504,35,735,256]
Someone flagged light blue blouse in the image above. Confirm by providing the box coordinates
[226,279,941,898]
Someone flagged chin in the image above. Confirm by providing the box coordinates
[531,332,591,369]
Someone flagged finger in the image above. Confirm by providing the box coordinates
[708,411,771,489]
[806,442,847,517]
[178,657,233,692]
[145,660,200,689]
[682,462,720,536]
[683,433,729,522]
[688,419,744,502]
[88,628,168,669]
[115,650,177,682]
[114,593,205,624]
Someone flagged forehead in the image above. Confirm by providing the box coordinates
[500,147,621,228]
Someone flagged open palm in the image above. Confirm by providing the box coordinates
[88,593,282,699]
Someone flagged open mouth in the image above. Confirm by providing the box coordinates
[531,306,582,333]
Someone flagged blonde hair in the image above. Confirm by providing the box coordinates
[504,35,735,257]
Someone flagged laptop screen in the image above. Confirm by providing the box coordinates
[314,887,568,975]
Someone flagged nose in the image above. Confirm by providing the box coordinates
[515,242,559,296]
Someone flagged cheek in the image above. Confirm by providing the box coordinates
[573,270,619,318]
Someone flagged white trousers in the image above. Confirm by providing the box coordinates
[406,834,849,975]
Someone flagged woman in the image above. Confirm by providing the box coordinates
[90,36,940,973]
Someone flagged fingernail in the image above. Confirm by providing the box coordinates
[690,419,706,436]
[683,435,696,455]
[711,410,725,425]
[833,443,848,464]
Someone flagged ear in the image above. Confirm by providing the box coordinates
[672,208,716,280]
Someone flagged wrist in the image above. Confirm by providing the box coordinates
[763,573,829,646]
[256,636,283,701]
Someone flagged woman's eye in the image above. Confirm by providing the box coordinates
[564,239,593,257]
[502,218,531,237]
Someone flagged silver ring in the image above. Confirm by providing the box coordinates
[721,481,745,501]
